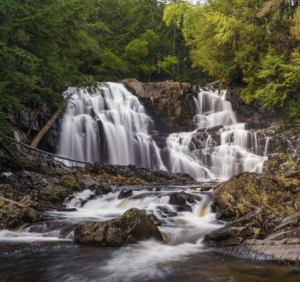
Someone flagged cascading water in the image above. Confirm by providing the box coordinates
[57,83,165,170]
[57,83,268,182]
[165,90,268,181]
[1,186,298,281]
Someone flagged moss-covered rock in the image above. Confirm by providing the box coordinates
[75,208,163,246]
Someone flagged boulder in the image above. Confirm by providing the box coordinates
[169,191,196,206]
[75,208,163,246]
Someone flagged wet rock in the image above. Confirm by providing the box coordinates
[157,206,177,217]
[94,184,112,196]
[75,208,163,246]
[57,208,77,212]
[206,125,224,133]
[118,189,133,199]
[25,222,78,239]
[147,214,161,226]
[176,204,193,212]
[169,192,196,206]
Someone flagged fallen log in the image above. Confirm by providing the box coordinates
[1,134,91,166]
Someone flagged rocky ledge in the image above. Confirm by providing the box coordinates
[204,172,300,265]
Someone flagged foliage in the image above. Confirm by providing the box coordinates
[51,190,62,202]
[0,0,208,131]
[163,0,300,128]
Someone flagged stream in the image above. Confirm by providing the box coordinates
[0,185,299,282]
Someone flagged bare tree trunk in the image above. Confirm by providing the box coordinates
[30,92,75,149]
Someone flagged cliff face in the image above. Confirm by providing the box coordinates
[121,79,279,133]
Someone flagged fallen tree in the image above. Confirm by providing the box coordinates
[30,92,75,149]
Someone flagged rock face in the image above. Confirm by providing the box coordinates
[122,78,198,133]
[212,172,300,221]
[75,208,163,246]
[204,172,300,265]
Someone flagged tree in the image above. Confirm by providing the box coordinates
[164,0,300,128]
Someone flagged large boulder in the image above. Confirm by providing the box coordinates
[75,208,163,246]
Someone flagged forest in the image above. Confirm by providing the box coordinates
[1,0,300,130]
[2,1,300,278]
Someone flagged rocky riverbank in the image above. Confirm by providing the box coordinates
[204,169,300,265]
[0,138,196,231]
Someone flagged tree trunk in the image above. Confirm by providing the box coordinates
[30,92,75,149]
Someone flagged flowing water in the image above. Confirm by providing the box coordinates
[1,186,299,282]
[165,90,267,181]
[0,84,283,281]
[57,84,268,182]
[57,83,165,170]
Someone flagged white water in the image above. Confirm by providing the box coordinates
[165,90,268,181]
[53,187,221,281]
[58,83,165,170]
[57,83,269,182]
[0,230,71,242]
[1,187,222,281]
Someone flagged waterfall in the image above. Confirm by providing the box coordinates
[164,90,268,181]
[57,83,166,170]
[58,84,268,182]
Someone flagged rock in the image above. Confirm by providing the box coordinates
[263,153,300,176]
[169,192,196,206]
[147,214,161,226]
[75,208,163,246]
[157,206,178,217]
[105,227,127,247]
[190,85,199,94]
[0,199,44,230]
[212,172,298,221]
[176,204,193,212]
[94,184,112,195]
[121,78,145,97]
[25,222,78,239]
[206,125,224,133]
[118,189,133,199]
[204,172,300,265]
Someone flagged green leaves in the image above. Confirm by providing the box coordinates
[157,56,179,75]
[163,0,300,129]
[125,39,149,62]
